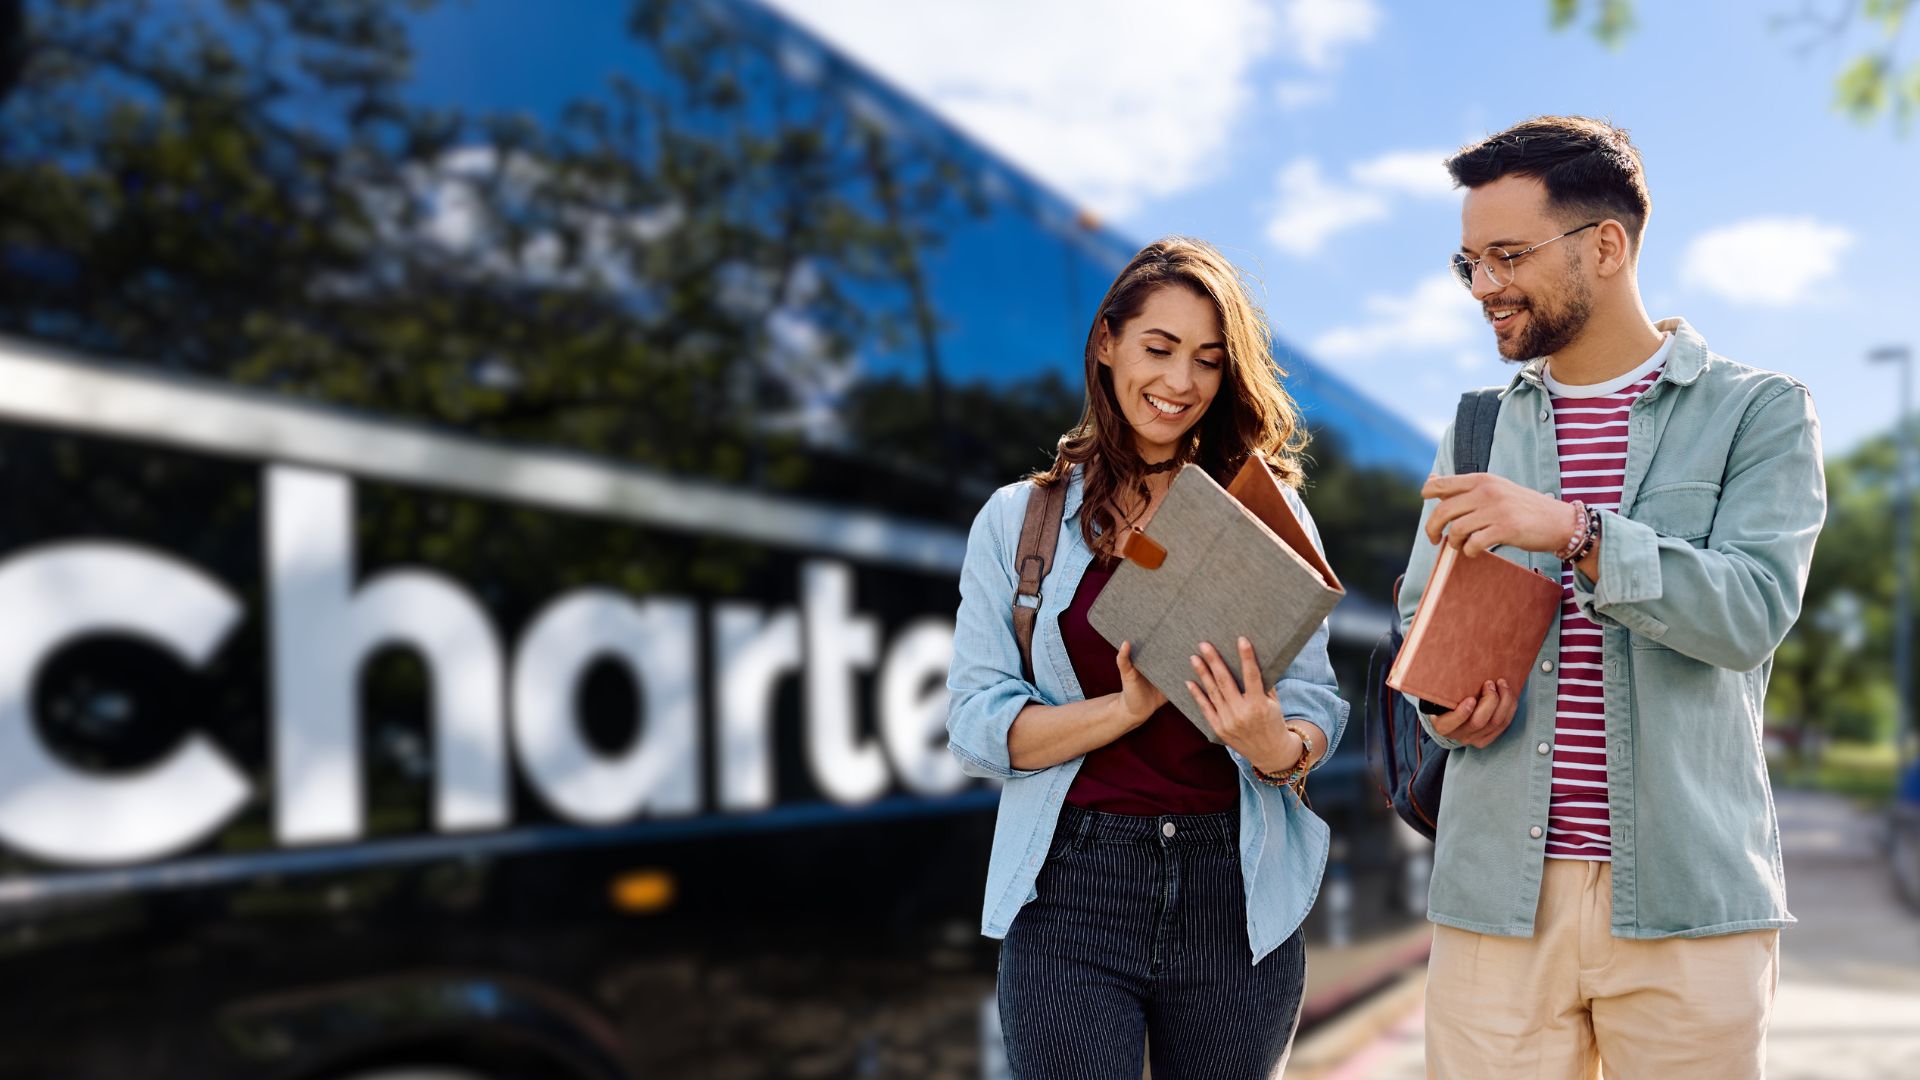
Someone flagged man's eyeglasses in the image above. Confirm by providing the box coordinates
[1450,222,1599,290]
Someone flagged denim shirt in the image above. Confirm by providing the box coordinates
[946,464,1350,963]
[1398,318,1825,940]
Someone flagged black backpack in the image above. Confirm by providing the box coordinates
[1363,388,1502,841]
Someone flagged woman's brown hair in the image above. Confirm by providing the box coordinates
[1032,236,1308,553]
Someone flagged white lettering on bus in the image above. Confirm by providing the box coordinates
[513,589,702,824]
[0,544,252,865]
[0,464,962,867]
[270,465,511,845]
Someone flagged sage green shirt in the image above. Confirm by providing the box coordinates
[1397,318,1825,939]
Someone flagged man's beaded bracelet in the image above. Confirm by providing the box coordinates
[1568,506,1602,562]
[1554,499,1590,562]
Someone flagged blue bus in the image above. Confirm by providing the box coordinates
[0,1,1433,1076]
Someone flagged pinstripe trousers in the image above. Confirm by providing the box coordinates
[997,805,1308,1079]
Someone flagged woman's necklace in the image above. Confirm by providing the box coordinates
[1117,470,1176,534]
[1137,456,1183,476]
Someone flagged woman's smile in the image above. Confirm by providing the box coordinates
[1144,392,1194,418]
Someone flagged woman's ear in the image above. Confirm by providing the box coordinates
[1094,319,1115,368]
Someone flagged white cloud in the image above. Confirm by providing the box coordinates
[1681,217,1855,306]
[1349,148,1456,197]
[1309,273,1482,360]
[1264,148,1456,256]
[762,0,1278,219]
[1278,0,1383,70]
[1305,274,1495,439]
[1265,160,1388,255]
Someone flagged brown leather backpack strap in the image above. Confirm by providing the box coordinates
[1011,478,1068,683]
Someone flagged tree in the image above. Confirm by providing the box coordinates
[0,0,1004,842]
[1550,0,1920,130]
[1767,433,1909,742]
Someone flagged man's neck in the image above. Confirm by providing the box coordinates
[1543,303,1666,387]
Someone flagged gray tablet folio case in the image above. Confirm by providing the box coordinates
[1088,459,1345,743]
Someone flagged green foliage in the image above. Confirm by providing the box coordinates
[1836,53,1897,120]
[1550,0,1636,46]
[0,0,1014,575]
[1769,738,1901,805]
[1766,431,1911,744]
[1297,429,1426,607]
[842,369,1085,498]
[1549,0,1920,131]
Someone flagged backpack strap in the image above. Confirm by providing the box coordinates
[1452,387,1505,475]
[1011,479,1068,684]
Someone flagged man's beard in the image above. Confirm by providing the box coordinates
[1498,265,1593,362]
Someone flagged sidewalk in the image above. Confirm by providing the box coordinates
[1765,789,1920,1079]
[1292,790,1920,1079]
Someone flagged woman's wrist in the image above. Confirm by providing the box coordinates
[1249,726,1305,776]
[1111,691,1152,729]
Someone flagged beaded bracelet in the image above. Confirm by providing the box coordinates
[1567,506,1602,562]
[1252,723,1315,797]
[1554,499,1590,562]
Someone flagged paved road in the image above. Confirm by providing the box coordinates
[1294,789,1920,1079]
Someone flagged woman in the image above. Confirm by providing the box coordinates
[947,237,1348,1079]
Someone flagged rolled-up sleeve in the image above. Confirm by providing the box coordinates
[946,488,1049,781]
[1570,384,1825,672]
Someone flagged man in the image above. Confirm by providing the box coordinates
[1398,116,1825,1079]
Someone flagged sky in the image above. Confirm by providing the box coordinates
[760,0,1920,458]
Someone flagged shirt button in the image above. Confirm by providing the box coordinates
[1537,742,1551,755]
[1530,826,1544,839]
[1539,408,1550,422]
[1540,660,1555,672]
[1162,821,1176,838]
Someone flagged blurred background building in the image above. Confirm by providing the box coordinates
[0,1,1435,1077]
[0,1,1915,1078]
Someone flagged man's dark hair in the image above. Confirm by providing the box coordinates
[1445,116,1651,251]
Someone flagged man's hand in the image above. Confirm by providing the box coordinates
[1430,678,1518,749]
[1423,473,1575,557]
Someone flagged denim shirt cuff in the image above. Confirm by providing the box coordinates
[1276,679,1347,772]
[1573,510,1670,640]
[948,683,1050,781]
[1406,691,1467,750]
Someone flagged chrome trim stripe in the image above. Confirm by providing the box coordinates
[0,336,969,574]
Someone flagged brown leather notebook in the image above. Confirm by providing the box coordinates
[1387,543,1562,710]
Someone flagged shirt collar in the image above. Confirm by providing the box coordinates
[1504,316,1709,397]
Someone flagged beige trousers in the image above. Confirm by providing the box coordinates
[1424,859,1779,1080]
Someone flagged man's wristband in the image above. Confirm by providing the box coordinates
[1554,499,1590,562]
[1569,506,1601,563]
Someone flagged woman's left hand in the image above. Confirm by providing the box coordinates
[1186,637,1303,776]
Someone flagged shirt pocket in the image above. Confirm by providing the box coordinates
[1628,480,1720,547]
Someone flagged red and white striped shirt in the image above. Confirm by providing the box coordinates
[1542,336,1672,861]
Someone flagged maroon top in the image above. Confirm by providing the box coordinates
[1061,554,1239,814]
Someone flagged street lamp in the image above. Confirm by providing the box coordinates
[1871,345,1914,762]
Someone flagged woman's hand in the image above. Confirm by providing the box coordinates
[1006,641,1167,771]
[1115,640,1168,727]
[1186,637,1303,775]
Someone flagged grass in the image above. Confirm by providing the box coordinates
[1768,739,1903,807]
